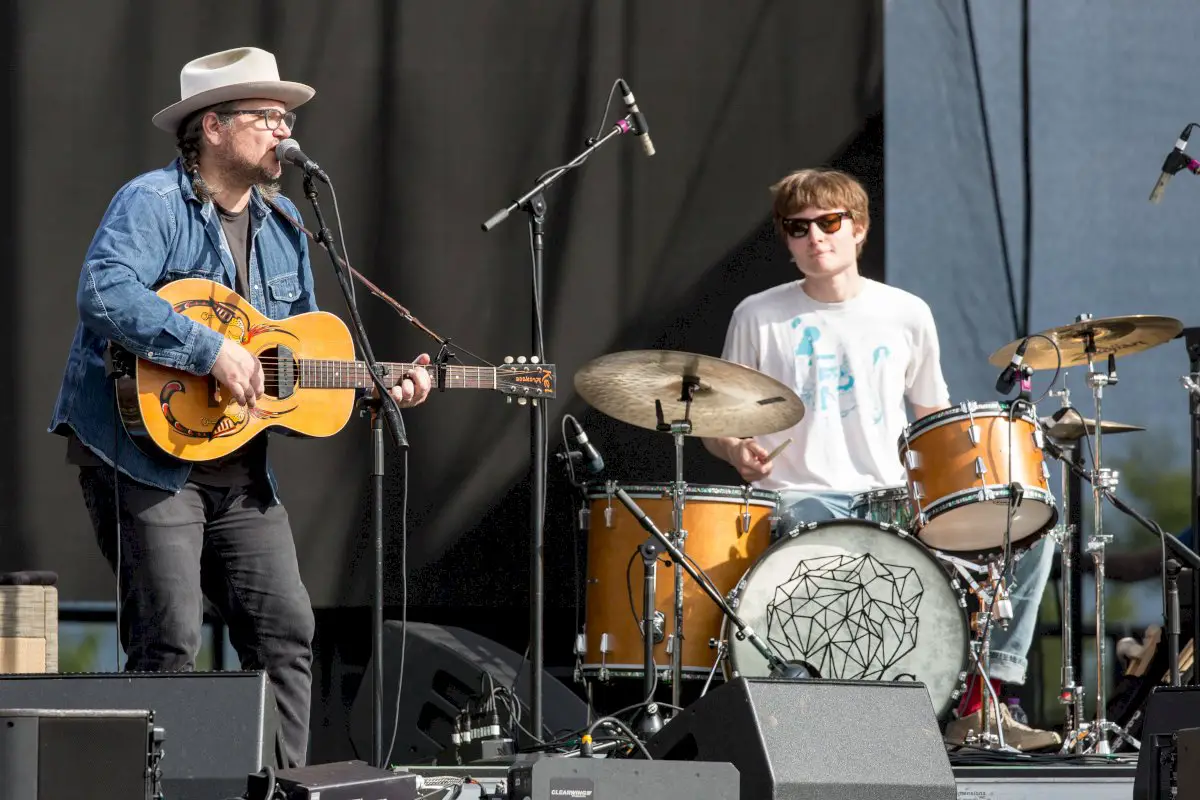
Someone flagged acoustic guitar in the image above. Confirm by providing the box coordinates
[114,278,556,462]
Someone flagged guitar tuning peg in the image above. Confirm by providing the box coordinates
[518,397,528,406]
[504,356,514,364]
[531,356,540,364]
[506,396,513,404]
[517,356,527,364]
[531,399,538,407]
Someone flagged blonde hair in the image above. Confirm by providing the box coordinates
[770,168,870,255]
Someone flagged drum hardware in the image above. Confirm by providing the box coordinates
[701,639,728,698]
[992,313,1184,755]
[574,350,805,713]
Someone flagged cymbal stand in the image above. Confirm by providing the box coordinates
[938,551,1016,750]
[1077,315,1128,755]
[1044,381,1089,754]
[653,375,701,712]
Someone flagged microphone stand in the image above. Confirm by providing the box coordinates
[301,172,408,769]
[1181,327,1200,687]
[1042,435,1200,669]
[480,114,640,743]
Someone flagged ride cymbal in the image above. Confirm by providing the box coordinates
[989,315,1183,370]
[573,349,804,438]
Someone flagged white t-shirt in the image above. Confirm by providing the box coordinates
[721,278,950,493]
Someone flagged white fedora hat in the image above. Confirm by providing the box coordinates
[152,46,315,133]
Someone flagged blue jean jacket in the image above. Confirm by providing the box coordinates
[48,158,317,498]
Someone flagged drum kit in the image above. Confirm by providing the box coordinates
[566,312,1184,754]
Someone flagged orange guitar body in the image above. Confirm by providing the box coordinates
[118,278,357,462]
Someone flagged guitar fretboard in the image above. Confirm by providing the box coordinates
[298,360,497,390]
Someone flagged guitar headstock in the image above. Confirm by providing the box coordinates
[499,357,556,404]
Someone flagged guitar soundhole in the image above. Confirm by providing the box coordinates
[258,345,297,400]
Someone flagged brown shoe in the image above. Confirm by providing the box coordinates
[944,703,1063,751]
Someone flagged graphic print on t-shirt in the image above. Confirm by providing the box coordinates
[792,318,891,422]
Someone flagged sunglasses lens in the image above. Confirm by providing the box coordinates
[815,214,845,234]
[782,218,810,238]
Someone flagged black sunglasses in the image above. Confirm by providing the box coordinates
[780,211,853,239]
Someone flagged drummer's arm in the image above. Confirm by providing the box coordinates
[912,403,950,420]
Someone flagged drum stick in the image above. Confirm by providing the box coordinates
[763,437,793,463]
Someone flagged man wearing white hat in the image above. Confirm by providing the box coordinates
[48,47,432,766]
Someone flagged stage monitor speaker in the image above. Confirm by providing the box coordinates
[0,671,280,800]
[646,677,956,800]
[348,622,588,764]
[0,708,163,800]
[1135,686,1200,800]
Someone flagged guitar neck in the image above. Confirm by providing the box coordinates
[299,360,495,390]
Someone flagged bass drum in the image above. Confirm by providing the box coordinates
[723,518,968,719]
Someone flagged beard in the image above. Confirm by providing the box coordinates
[210,141,280,194]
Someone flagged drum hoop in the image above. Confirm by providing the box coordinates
[899,400,1039,448]
[922,484,1054,517]
[583,482,780,506]
[851,486,909,506]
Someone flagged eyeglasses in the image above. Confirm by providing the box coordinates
[215,108,296,132]
[779,211,853,239]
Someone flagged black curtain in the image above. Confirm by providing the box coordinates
[12,0,882,612]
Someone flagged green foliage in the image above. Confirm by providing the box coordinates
[1109,435,1192,548]
[57,630,103,673]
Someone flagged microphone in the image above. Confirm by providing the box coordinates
[995,337,1030,394]
[617,79,655,157]
[566,417,605,475]
[1149,127,1193,204]
[275,138,329,183]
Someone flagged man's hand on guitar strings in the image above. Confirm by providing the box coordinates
[210,339,265,408]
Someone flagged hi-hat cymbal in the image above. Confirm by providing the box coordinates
[988,315,1183,370]
[574,350,804,438]
[1042,408,1145,441]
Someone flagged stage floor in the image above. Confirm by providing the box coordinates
[401,758,1143,799]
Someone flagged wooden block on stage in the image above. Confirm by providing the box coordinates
[0,585,59,673]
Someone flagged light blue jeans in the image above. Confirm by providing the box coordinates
[775,489,1052,685]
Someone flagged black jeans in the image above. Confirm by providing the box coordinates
[78,467,316,767]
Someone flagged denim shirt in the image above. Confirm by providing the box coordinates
[48,158,317,499]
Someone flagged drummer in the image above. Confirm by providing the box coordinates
[702,167,1060,751]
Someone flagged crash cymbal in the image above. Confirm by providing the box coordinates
[574,350,804,438]
[988,315,1183,370]
[1042,408,1145,441]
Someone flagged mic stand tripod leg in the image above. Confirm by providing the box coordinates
[609,487,802,684]
[636,538,665,738]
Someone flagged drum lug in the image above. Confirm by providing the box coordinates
[574,633,587,656]
[968,424,981,445]
[740,510,752,534]
[911,481,925,501]
[666,633,676,655]
[604,505,614,528]
[578,504,590,531]
[1042,461,1051,482]
[974,456,988,478]
[1033,426,1045,450]
[599,634,611,682]
[904,450,921,470]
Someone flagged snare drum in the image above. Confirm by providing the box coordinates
[580,482,777,681]
[723,518,969,718]
[899,401,1057,553]
[851,486,913,530]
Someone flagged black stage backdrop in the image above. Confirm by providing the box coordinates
[5,0,881,753]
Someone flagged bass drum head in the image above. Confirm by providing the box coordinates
[724,518,968,719]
